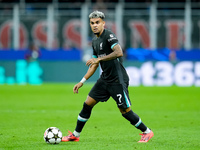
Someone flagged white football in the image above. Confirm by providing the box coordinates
[44,127,62,144]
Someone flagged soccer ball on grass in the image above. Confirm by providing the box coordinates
[44,127,62,144]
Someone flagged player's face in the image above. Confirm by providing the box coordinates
[90,18,105,37]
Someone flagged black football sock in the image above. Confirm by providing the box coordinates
[75,102,93,133]
[122,110,147,132]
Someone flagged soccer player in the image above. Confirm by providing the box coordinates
[62,10,154,143]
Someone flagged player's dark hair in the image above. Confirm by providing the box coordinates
[89,10,105,20]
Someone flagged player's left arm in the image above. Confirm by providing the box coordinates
[86,44,123,67]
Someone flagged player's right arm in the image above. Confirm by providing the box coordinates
[73,63,99,94]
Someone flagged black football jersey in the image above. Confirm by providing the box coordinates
[92,29,129,84]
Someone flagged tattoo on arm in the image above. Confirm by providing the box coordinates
[99,44,123,61]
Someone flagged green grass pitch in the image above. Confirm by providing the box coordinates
[0,83,200,150]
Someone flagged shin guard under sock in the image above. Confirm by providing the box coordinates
[75,102,92,133]
[122,110,147,132]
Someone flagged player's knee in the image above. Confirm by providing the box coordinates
[119,107,131,114]
[85,96,98,107]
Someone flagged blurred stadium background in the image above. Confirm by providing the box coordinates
[0,0,200,86]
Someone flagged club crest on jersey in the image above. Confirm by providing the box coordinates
[110,34,114,37]
[100,42,103,50]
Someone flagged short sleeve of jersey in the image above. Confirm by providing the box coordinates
[106,30,119,49]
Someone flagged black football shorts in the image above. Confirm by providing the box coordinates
[89,78,131,109]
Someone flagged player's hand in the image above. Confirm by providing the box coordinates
[86,58,100,67]
[73,82,83,94]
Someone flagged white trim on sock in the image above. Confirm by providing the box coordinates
[73,130,80,137]
[144,128,151,134]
